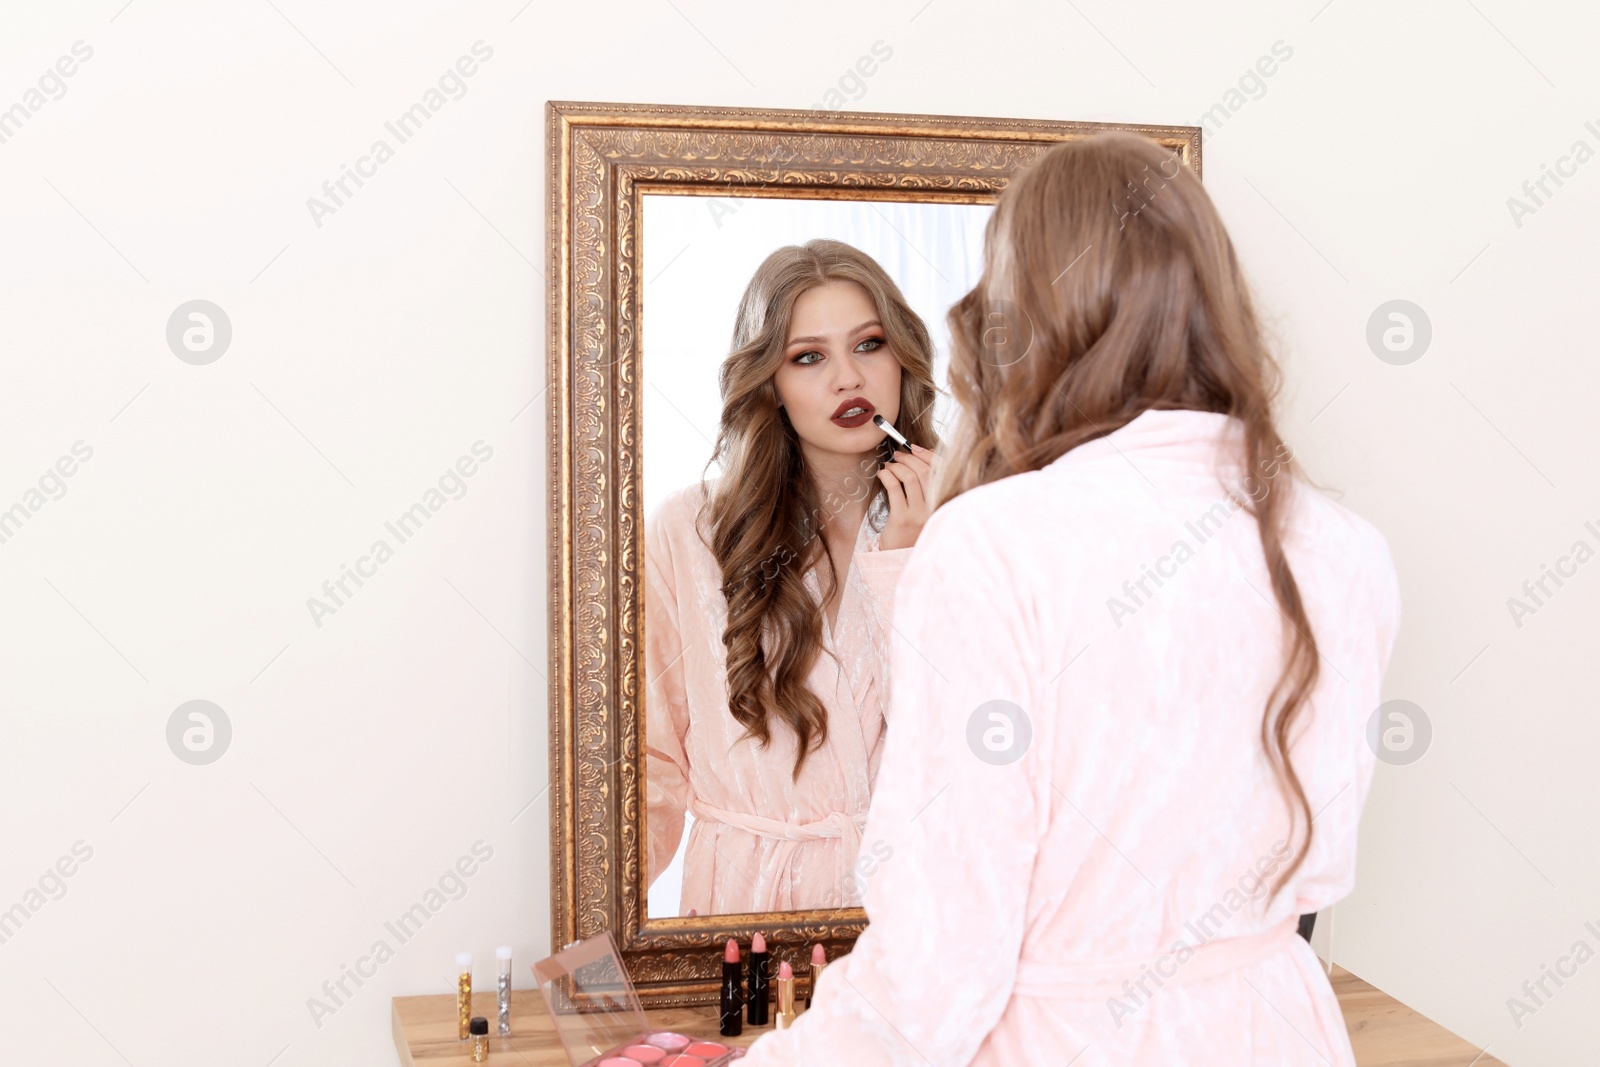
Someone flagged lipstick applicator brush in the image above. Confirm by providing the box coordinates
[871,413,911,453]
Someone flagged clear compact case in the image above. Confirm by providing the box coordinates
[532,930,747,1067]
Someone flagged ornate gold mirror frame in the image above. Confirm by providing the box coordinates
[545,98,1201,1005]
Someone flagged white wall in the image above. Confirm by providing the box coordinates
[0,2,1593,1065]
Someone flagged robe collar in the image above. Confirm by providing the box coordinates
[1045,408,1247,472]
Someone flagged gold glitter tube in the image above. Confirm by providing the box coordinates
[456,953,473,1041]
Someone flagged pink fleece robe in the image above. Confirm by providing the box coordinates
[739,408,1402,1066]
[645,480,912,916]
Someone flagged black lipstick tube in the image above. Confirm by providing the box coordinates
[747,944,770,1026]
[720,952,744,1036]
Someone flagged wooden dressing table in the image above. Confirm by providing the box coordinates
[392,967,1507,1066]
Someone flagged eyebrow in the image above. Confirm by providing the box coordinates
[786,320,882,347]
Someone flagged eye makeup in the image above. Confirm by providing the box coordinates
[789,332,887,365]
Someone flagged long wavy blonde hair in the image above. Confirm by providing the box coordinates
[698,239,939,781]
[936,132,1321,906]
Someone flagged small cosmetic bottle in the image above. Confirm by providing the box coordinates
[496,945,513,1036]
[719,938,743,1037]
[746,931,770,1026]
[806,944,828,1009]
[456,953,473,1041]
[469,1016,489,1062]
[773,960,797,1030]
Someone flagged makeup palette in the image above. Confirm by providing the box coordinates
[598,1048,709,1067]
[646,1033,692,1052]
[532,932,747,1067]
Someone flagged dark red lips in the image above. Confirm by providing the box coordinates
[831,397,874,427]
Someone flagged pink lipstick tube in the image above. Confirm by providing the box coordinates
[719,938,743,1036]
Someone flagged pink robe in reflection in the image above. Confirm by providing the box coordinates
[645,480,912,916]
[740,408,1403,1066]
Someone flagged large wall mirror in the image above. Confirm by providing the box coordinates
[546,99,1200,1004]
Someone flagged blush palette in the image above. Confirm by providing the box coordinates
[586,1033,740,1067]
[533,933,747,1067]
[594,1035,737,1066]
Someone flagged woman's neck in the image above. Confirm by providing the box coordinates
[801,445,879,542]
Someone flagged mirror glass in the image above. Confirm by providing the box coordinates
[642,191,993,918]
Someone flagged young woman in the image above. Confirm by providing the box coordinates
[740,135,1402,1064]
[645,239,942,916]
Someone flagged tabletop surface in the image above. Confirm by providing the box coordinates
[392,967,1506,1066]
[392,988,760,1066]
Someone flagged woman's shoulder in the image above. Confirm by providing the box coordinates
[651,478,712,514]
[917,469,1049,553]
[1284,478,1401,612]
[647,479,718,543]
[1282,476,1392,560]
